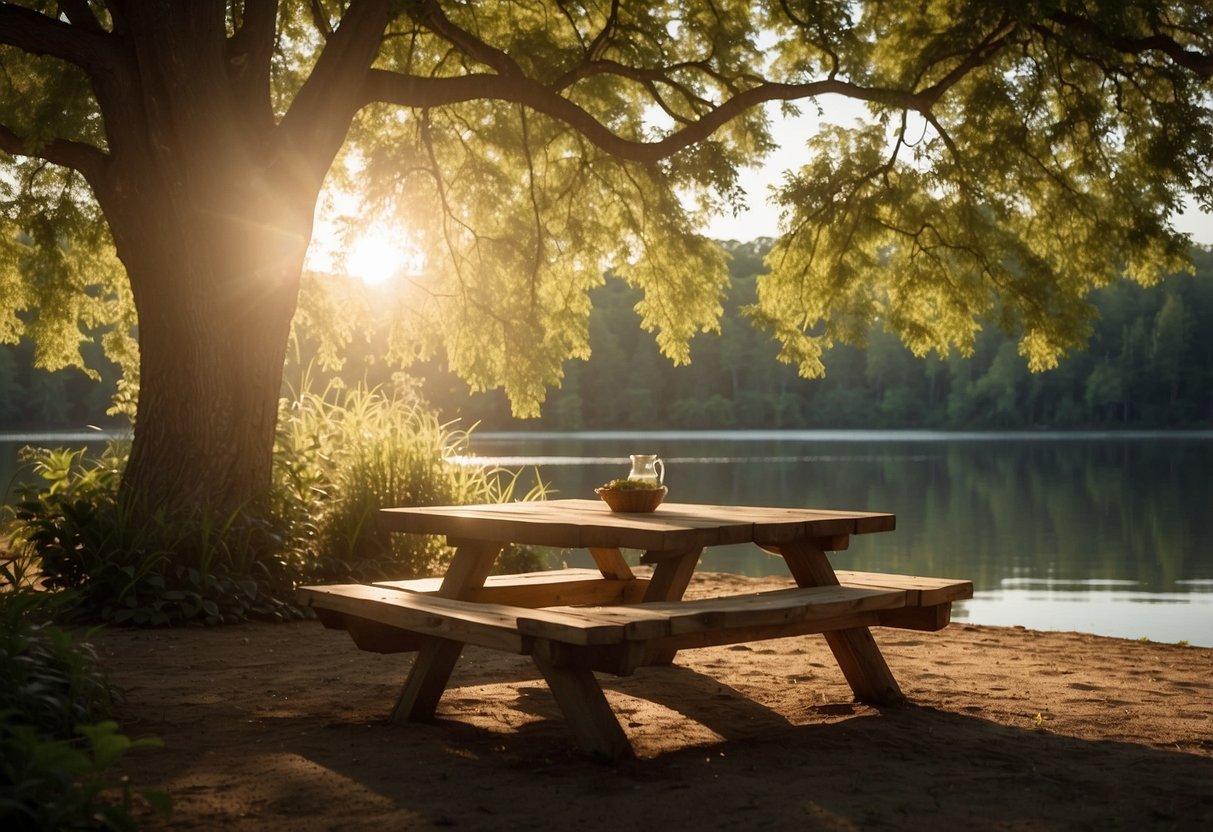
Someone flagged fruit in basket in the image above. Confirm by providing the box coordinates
[595,478,667,512]
[598,477,663,491]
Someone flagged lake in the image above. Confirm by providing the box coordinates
[461,430,1213,647]
[4,428,1211,647]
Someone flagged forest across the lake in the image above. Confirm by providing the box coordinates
[4,241,1212,433]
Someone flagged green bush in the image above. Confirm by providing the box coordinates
[4,381,550,626]
[272,381,550,582]
[10,446,299,626]
[0,560,169,830]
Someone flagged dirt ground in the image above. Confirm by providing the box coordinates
[92,573,1213,831]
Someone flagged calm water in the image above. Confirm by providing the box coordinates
[463,430,1213,647]
[4,429,1211,646]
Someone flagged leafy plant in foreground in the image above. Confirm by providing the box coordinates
[9,445,300,626]
[0,559,169,829]
[3,382,551,626]
[271,380,552,582]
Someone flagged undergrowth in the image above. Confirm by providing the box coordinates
[0,559,169,830]
[2,381,550,628]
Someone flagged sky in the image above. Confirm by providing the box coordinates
[702,109,1213,245]
[311,104,1213,284]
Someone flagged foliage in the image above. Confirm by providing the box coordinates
[423,242,1213,431]
[270,378,551,582]
[3,384,550,625]
[598,479,663,491]
[8,445,298,626]
[6,242,1213,436]
[0,559,169,830]
[1,2,1210,520]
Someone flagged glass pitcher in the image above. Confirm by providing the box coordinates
[627,454,665,486]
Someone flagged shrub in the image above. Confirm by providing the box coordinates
[4,380,550,625]
[271,381,550,582]
[0,559,169,829]
[10,446,300,626]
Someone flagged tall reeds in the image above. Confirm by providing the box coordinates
[3,378,548,625]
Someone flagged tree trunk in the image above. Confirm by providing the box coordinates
[107,175,313,518]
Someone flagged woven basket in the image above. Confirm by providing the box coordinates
[595,485,667,513]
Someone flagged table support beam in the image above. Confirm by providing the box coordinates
[779,539,904,705]
[391,638,464,722]
[640,546,704,665]
[588,547,634,581]
[391,540,503,722]
[532,645,634,761]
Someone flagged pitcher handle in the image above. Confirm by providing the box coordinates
[655,458,665,485]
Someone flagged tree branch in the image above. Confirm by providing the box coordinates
[277,0,393,179]
[363,69,930,165]
[412,0,522,77]
[1047,11,1213,81]
[57,0,104,32]
[917,18,1018,105]
[0,121,110,184]
[0,2,119,74]
[227,0,278,123]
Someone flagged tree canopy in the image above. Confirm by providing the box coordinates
[1,1,1210,514]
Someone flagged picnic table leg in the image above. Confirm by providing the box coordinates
[639,546,704,665]
[779,538,904,705]
[532,646,634,760]
[588,547,635,581]
[390,540,502,722]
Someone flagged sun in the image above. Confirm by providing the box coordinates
[345,228,406,286]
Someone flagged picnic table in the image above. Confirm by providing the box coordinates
[298,499,972,759]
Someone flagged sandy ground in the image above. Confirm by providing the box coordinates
[92,573,1213,831]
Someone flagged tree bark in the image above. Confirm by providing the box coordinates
[107,176,312,517]
[75,3,381,518]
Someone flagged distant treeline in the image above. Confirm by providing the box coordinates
[427,240,1213,431]
[0,337,120,430]
[4,241,1212,432]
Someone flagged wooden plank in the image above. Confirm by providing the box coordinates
[379,500,896,552]
[834,570,973,606]
[518,605,672,643]
[344,617,426,653]
[531,647,634,760]
[376,567,608,593]
[778,539,905,705]
[533,585,905,642]
[301,583,635,648]
[393,639,464,723]
[588,547,635,581]
[635,586,904,637]
[877,604,953,631]
[632,610,886,656]
[437,540,502,598]
[640,546,703,664]
[297,585,527,652]
[376,570,645,608]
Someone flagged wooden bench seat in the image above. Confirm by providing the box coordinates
[299,582,905,671]
[375,567,650,607]
[298,568,972,672]
[297,567,972,759]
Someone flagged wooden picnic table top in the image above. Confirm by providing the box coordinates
[379,499,895,551]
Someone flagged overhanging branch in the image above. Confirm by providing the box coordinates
[1047,11,1213,81]
[362,69,930,164]
[0,122,110,185]
[0,2,120,74]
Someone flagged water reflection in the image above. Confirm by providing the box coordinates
[466,430,1213,646]
[4,429,1210,646]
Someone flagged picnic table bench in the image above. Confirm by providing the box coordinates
[298,499,972,759]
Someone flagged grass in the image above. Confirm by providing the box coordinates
[2,378,551,626]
